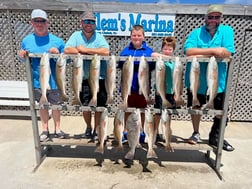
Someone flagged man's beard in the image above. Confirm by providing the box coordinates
[206,23,219,33]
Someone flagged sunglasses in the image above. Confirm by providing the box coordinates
[82,20,96,25]
[33,19,47,23]
[207,15,221,20]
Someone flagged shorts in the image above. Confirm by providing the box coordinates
[154,94,176,109]
[187,89,225,110]
[80,79,107,107]
[34,89,62,105]
[127,91,147,108]
[187,89,207,108]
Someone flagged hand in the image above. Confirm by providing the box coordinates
[19,50,28,58]
[77,45,87,54]
[48,47,59,54]
[214,47,229,58]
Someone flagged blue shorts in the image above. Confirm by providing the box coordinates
[34,89,62,105]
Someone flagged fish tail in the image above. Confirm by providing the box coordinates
[147,149,158,159]
[124,151,134,160]
[61,94,69,102]
[88,98,97,107]
[95,144,104,154]
[39,95,48,105]
[165,144,174,152]
[72,96,82,105]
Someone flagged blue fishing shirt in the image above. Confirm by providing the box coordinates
[20,33,65,89]
[65,31,110,80]
[119,41,154,93]
[184,24,235,94]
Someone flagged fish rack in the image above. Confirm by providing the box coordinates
[25,54,233,180]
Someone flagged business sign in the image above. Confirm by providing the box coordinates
[95,12,175,37]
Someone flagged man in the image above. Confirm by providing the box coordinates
[64,11,110,138]
[19,9,66,142]
[184,4,235,151]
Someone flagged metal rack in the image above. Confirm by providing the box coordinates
[25,54,233,179]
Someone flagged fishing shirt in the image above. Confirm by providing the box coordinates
[119,41,154,93]
[65,30,110,80]
[20,33,65,89]
[164,61,174,94]
[184,24,235,94]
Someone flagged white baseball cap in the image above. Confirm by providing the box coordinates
[31,9,48,20]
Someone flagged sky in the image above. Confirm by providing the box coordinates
[115,0,252,5]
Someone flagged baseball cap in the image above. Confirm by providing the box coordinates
[207,5,223,14]
[80,11,96,21]
[31,9,48,20]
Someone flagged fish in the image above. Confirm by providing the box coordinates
[160,109,173,152]
[202,56,218,109]
[144,108,157,159]
[56,53,69,102]
[124,108,141,160]
[95,108,109,154]
[105,55,117,105]
[72,53,83,105]
[190,56,200,108]
[39,53,51,104]
[173,56,185,107]
[155,56,172,108]
[121,55,134,109]
[138,55,151,103]
[113,109,125,151]
[88,54,100,107]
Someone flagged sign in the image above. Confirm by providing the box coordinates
[95,12,175,37]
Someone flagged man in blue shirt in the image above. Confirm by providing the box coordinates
[184,5,235,151]
[19,9,66,142]
[64,11,110,139]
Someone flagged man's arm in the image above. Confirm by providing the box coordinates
[186,47,231,58]
[76,46,109,56]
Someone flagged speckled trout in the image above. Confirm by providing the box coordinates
[138,55,151,103]
[95,108,108,154]
[190,56,200,108]
[56,53,69,102]
[156,56,172,108]
[39,53,51,104]
[113,109,125,151]
[88,54,100,107]
[161,109,173,152]
[105,55,116,105]
[202,56,218,109]
[72,53,83,105]
[144,108,157,159]
[121,56,134,109]
[173,56,185,106]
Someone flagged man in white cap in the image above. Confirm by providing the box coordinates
[19,9,66,142]
[184,4,235,151]
[64,11,110,139]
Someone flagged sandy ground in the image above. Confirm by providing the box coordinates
[0,116,252,189]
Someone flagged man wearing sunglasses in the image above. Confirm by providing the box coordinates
[19,9,66,142]
[184,5,235,151]
[64,11,110,139]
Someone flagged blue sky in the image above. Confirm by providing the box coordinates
[116,0,251,5]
